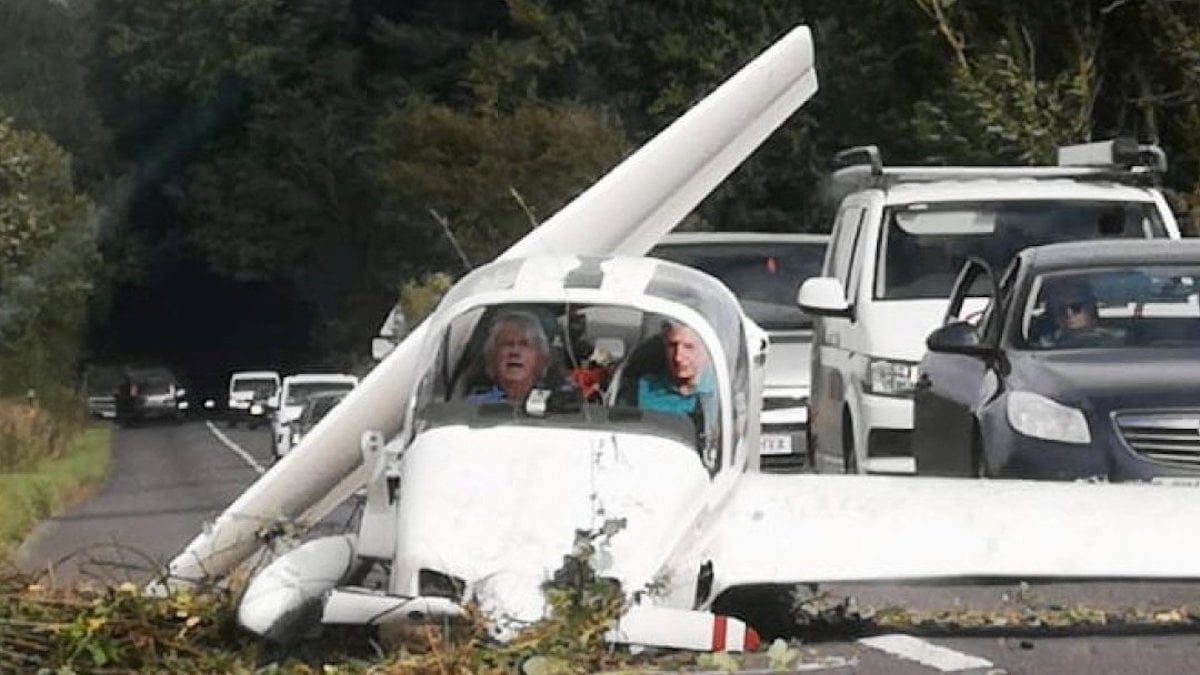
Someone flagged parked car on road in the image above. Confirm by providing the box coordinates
[913,239,1200,482]
[650,231,828,468]
[271,373,359,458]
[800,139,1183,476]
[114,366,188,425]
[226,370,281,428]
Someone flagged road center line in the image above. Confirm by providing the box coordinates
[858,634,994,672]
[205,420,267,475]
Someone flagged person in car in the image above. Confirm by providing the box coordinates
[1037,277,1123,348]
[636,321,718,422]
[467,311,551,403]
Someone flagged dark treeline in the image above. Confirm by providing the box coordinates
[3,0,1200,395]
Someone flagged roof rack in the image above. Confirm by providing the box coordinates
[829,139,1166,194]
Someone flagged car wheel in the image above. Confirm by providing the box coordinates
[970,429,988,478]
[805,427,818,473]
[841,412,858,474]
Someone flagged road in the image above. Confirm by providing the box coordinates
[14,420,1200,673]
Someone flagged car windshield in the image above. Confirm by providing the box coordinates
[233,378,277,397]
[651,241,825,329]
[286,381,354,405]
[1020,266,1200,349]
[876,200,1167,300]
[300,394,345,430]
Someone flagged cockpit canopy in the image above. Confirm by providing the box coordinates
[406,255,757,473]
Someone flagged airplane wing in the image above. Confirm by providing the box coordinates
[708,473,1200,596]
[165,26,818,585]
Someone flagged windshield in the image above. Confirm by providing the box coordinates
[286,381,355,406]
[651,241,826,329]
[300,394,345,430]
[232,378,277,397]
[876,200,1167,300]
[1020,266,1200,349]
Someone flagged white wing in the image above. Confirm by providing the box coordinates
[709,473,1200,596]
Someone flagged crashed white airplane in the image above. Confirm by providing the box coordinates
[166,24,1200,652]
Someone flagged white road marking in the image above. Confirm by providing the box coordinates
[205,421,267,475]
[858,634,993,672]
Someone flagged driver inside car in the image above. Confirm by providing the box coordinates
[1036,277,1123,348]
[466,311,551,403]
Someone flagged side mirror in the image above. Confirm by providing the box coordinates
[372,336,396,361]
[797,277,853,319]
[926,321,992,356]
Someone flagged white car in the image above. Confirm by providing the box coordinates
[272,373,359,458]
[799,139,1183,475]
[226,370,281,428]
[650,231,828,468]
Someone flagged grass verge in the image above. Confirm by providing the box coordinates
[0,424,112,559]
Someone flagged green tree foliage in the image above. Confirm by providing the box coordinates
[0,0,112,191]
[0,116,97,393]
[375,99,629,263]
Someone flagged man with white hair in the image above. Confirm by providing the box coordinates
[467,311,551,403]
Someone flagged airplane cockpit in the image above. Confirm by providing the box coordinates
[403,255,759,474]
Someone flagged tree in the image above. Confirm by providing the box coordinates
[0,115,97,393]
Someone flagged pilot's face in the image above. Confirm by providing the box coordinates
[664,324,708,386]
[491,322,545,392]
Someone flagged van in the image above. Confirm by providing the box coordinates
[798,139,1183,474]
[227,370,281,428]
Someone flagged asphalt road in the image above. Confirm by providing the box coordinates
[14,420,1200,673]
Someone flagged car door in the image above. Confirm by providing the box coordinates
[913,258,997,475]
[808,199,868,470]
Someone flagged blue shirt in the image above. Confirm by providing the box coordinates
[636,368,717,423]
[466,385,506,403]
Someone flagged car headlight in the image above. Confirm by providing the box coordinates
[1006,391,1091,445]
[865,358,920,397]
[250,403,264,416]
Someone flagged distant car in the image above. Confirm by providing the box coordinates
[913,239,1200,482]
[83,364,123,420]
[287,390,349,452]
[227,370,281,428]
[272,374,359,458]
[650,231,828,468]
[114,366,188,425]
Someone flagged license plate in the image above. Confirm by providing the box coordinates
[1151,477,1200,488]
[759,434,793,455]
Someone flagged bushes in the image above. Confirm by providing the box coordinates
[0,392,86,471]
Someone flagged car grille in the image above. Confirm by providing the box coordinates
[763,396,807,412]
[1114,411,1200,467]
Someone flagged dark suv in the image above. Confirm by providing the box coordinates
[114,366,188,425]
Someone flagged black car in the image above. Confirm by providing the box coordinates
[114,366,188,425]
[913,239,1200,482]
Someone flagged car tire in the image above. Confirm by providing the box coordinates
[805,426,818,473]
[841,412,857,474]
[970,428,988,478]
